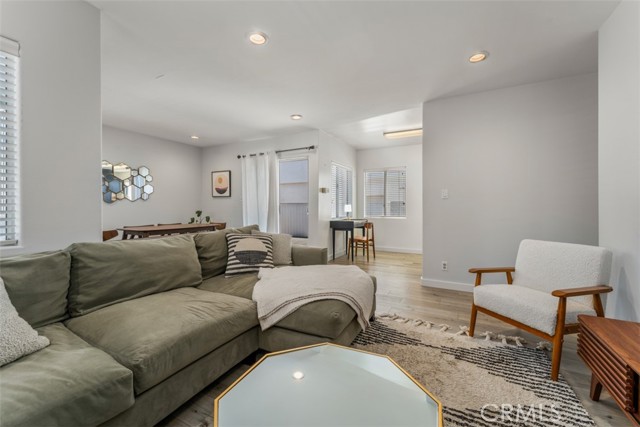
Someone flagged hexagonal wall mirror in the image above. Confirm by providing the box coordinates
[101,161,154,203]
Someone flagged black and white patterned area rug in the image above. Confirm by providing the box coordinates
[351,315,595,427]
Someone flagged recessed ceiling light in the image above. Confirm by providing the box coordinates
[383,128,423,139]
[469,51,489,63]
[290,114,303,120]
[190,135,199,140]
[248,32,268,45]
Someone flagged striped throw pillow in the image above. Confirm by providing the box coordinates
[225,233,274,276]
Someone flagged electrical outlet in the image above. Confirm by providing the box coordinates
[441,261,448,271]
[441,189,449,199]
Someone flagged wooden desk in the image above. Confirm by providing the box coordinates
[119,223,225,239]
[577,315,640,426]
[330,219,366,262]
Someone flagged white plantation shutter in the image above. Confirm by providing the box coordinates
[0,37,19,246]
[331,163,353,218]
[364,167,406,218]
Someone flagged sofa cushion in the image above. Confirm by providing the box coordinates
[275,298,357,339]
[0,323,133,427]
[199,273,259,299]
[474,284,596,336]
[194,229,232,279]
[252,230,292,265]
[67,234,202,316]
[229,224,260,234]
[199,274,356,339]
[225,233,274,276]
[0,278,50,367]
[0,250,70,327]
[291,245,328,266]
[64,287,258,394]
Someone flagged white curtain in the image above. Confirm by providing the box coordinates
[241,153,279,232]
[267,152,279,233]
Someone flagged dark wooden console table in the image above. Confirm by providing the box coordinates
[329,219,366,262]
[577,315,640,426]
[119,223,226,239]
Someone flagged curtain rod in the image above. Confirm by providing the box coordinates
[237,145,316,159]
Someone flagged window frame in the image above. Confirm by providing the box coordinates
[363,167,407,218]
[330,162,353,219]
[0,37,20,247]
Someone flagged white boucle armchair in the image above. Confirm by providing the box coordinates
[468,239,613,381]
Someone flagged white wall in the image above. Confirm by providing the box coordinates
[422,73,599,290]
[357,144,422,253]
[318,131,357,257]
[200,131,321,244]
[598,0,640,322]
[101,126,202,233]
[199,129,356,254]
[0,0,101,256]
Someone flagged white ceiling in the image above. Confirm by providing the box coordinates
[93,1,618,149]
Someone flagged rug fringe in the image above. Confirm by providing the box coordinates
[377,313,530,348]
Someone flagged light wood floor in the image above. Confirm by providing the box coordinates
[333,251,627,427]
[160,251,627,427]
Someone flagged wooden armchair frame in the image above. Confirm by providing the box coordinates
[468,267,612,381]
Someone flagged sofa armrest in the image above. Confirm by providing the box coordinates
[291,245,327,266]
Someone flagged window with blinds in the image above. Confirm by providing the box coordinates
[364,167,406,218]
[330,163,352,218]
[0,37,20,246]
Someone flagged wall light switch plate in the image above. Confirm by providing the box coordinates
[441,189,449,199]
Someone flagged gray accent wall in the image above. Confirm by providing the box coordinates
[101,126,202,234]
[598,0,640,322]
[422,73,599,291]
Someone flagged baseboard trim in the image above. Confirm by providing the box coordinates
[330,246,420,258]
[421,277,473,293]
[376,246,422,254]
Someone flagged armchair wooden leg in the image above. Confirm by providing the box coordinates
[551,332,565,381]
[469,304,478,337]
[551,297,568,381]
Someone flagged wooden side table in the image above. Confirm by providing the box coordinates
[577,315,640,426]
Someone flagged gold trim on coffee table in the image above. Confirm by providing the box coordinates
[214,342,444,427]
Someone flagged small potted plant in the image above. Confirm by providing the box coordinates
[188,210,212,224]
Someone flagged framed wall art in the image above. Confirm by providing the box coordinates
[211,170,231,197]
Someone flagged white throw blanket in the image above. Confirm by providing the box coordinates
[253,265,374,331]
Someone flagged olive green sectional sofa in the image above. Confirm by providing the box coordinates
[0,225,376,427]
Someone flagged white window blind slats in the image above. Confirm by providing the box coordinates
[386,169,406,217]
[331,163,353,219]
[364,171,385,217]
[0,38,20,246]
[364,168,407,218]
